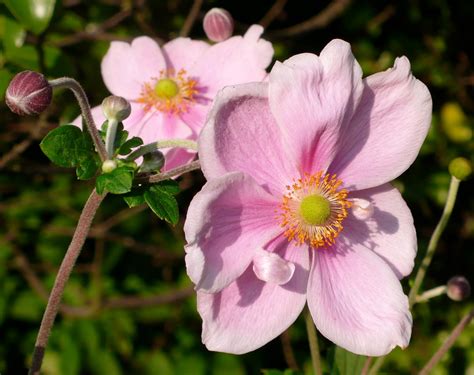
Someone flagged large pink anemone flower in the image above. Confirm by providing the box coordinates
[184,40,432,356]
[79,26,273,170]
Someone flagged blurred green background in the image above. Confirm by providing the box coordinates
[0,0,473,374]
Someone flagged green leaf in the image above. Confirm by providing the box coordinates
[0,70,13,100]
[144,184,179,225]
[40,125,84,167]
[331,346,366,375]
[4,0,56,34]
[155,179,180,195]
[123,187,146,208]
[96,166,134,195]
[118,137,144,155]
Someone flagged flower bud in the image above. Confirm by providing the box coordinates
[203,8,234,42]
[139,150,165,173]
[101,95,131,122]
[5,71,52,116]
[448,157,472,181]
[351,198,374,220]
[447,276,471,301]
[102,159,118,173]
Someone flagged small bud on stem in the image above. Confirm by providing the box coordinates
[102,95,131,122]
[203,8,234,42]
[447,276,471,301]
[6,71,52,116]
[449,157,472,181]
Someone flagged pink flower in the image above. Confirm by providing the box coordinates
[184,40,432,356]
[79,26,273,170]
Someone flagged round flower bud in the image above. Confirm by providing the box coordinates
[102,159,118,173]
[447,276,471,301]
[448,157,472,181]
[139,150,165,173]
[101,95,131,122]
[203,8,234,42]
[5,71,52,116]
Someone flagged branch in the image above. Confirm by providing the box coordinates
[180,0,204,37]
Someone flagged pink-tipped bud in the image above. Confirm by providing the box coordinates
[447,276,471,301]
[5,71,52,116]
[203,8,234,42]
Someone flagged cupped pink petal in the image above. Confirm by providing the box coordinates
[331,57,432,190]
[189,25,273,98]
[101,37,166,99]
[307,240,412,356]
[184,172,282,293]
[199,83,297,193]
[197,239,310,354]
[345,183,417,279]
[162,37,210,71]
[268,40,363,173]
[252,248,295,285]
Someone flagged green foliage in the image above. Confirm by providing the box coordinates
[96,166,135,195]
[330,347,366,375]
[4,0,56,34]
[40,125,99,179]
[144,181,180,225]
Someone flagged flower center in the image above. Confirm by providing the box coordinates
[137,69,198,115]
[299,194,331,225]
[279,172,351,248]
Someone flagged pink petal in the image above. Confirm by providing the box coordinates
[101,37,166,99]
[197,239,309,354]
[199,83,297,193]
[307,240,412,356]
[180,104,209,133]
[162,37,210,71]
[184,172,282,293]
[189,25,273,98]
[268,40,363,173]
[331,57,432,190]
[346,183,417,279]
[253,248,295,285]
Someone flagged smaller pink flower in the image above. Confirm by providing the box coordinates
[184,40,432,356]
[76,26,273,170]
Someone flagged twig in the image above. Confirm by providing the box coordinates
[259,0,288,28]
[136,160,201,184]
[270,0,352,37]
[280,328,299,370]
[415,285,447,304]
[419,308,474,374]
[180,0,204,37]
[305,308,322,375]
[29,189,106,375]
[361,357,373,375]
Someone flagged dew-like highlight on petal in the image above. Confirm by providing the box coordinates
[278,172,351,248]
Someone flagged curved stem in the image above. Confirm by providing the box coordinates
[48,77,107,162]
[305,308,322,375]
[29,189,106,375]
[136,160,201,184]
[125,139,198,162]
[415,285,447,304]
[408,176,460,306]
[104,119,118,158]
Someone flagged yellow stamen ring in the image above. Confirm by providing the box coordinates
[137,69,198,115]
[278,171,351,248]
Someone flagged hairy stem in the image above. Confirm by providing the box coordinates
[49,77,107,161]
[305,308,322,375]
[415,285,447,303]
[419,308,474,374]
[408,176,460,306]
[29,189,106,375]
[135,160,201,184]
[125,139,198,162]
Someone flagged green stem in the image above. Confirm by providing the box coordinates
[415,285,447,304]
[29,189,106,375]
[125,139,198,162]
[408,176,460,306]
[369,176,461,374]
[305,308,322,375]
[104,119,118,159]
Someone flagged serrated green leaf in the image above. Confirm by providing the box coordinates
[331,346,366,375]
[118,137,144,155]
[4,0,56,35]
[144,185,179,224]
[40,125,83,167]
[96,166,134,195]
[155,179,180,195]
[123,187,147,208]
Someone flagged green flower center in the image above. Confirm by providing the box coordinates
[299,194,331,225]
[154,78,180,99]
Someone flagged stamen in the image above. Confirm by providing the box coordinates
[278,171,351,248]
[137,69,198,115]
